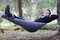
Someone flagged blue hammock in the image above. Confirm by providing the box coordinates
[2,15,46,32]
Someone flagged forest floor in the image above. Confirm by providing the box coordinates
[0,20,60,40]
[0,29,59,40]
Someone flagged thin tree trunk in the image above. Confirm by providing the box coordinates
[18,0,22,17]
[57,0,60,24]
[15,0,24,31]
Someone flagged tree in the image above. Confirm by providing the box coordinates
[18,0,22,17]
[57,0,60,24]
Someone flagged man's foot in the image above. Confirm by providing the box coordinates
[5,5,11,17]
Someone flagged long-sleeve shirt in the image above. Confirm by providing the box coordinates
[34,15,58,23]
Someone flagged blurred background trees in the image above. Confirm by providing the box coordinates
[0,0,57,21]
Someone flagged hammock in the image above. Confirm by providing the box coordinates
[2,15,46,32]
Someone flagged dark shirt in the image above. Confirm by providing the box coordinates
[34,15,58,23]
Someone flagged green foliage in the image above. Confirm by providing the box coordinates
[22,0,57,21]
[0,23,14,28]
[0,4,4,9]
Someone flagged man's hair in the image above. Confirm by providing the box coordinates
[47,9,51,15]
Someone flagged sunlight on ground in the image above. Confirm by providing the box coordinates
[0,30,58,40]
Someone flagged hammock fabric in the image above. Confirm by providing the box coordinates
[2,15,46,32]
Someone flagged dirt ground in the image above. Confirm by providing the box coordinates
[0,29,58,40]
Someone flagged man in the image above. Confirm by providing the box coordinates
[0,5,58,32]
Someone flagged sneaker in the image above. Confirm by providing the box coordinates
[5,5,11,17]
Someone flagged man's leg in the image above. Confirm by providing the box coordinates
[5,5,25,20]
[7,13,25,20]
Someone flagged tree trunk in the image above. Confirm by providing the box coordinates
[18,0,22,17]
[57,0,60,24]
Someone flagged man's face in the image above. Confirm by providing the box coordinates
[44,11,50,16]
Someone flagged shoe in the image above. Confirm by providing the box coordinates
[5,5,11,17]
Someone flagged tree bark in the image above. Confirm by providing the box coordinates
[18,0,22,17]
[57,0,60,24]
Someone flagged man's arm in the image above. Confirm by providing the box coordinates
[51,14,58,19]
